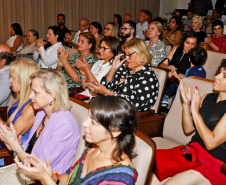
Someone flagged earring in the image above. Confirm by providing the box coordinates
[141,58,144,62]
[49,101,52,106]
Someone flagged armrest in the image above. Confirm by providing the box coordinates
[221,163,226,175]
[137,113,166,138]
[0,148,14,165]
[0,106,8,122]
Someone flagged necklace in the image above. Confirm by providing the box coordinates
[38,115,47,136]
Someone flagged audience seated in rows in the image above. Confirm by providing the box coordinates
[77,36,121,99]
[64,18,89,49]
[6,23,23,52]
[204,20,226,52]
[33,26,64,69]
[160,32,198,107]
[162,16,182,46]
[0,58,39,165]
[146,21,167,66]
[15,29,39,60]
[0,69,80,173]
[57,32,97,90]
[88,38,159,112]
[0,44,14,107]
[14,96,138,184]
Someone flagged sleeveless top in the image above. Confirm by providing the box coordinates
[8,99,32,144]
[170,47,190,75]
[5,35,23,52]
[191,93,226,162]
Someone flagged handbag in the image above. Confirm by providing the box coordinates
[154,144,202,181]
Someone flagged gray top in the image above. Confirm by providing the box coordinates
[146,40,167,67]
[0,66,11,107]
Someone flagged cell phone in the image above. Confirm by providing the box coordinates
[120,55,126,61]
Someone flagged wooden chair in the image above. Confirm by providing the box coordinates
[133,130,156,185]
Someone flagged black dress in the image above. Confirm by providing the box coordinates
[191,93,226,163]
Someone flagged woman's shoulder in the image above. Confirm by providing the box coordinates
[85,54,98,62]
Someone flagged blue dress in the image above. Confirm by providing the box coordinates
[0,99,31,166]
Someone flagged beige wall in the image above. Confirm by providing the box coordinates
[0,0,160,43]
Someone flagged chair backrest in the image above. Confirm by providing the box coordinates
[64,46,78,58]
[0,164,35,185]
[165,44,172,54]
[203,50,225,80]
[152,66,167,113]
[163,77,214,145]
[132,130,156,185]
[69,97,90,165]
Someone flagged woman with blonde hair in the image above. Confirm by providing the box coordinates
[88,38,159,112]
[191,16,207,44]
[146,21,167,66]
[0,58,39,166]
[0,69,80,173]
[7,58,39,143]
[104,22,118,38]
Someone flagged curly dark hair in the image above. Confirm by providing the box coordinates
[189,46,207,66]
[11,23,23,36]
[215,59,226,75]
[90,96,137,162]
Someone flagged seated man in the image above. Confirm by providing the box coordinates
[0,44,14,107]
[64,18,89,49]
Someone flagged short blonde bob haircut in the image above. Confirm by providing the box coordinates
[30,69,70,112]
[149,21,163,40]
[191,16,203,29]
[8,58,40,124]
[122,38,152,67]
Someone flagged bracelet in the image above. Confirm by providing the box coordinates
[52,171,60,185]
[80,75,87,79]
[62,61,68,67]
[105,89,110,96]
[13,146,24,156]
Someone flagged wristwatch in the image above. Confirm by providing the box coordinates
[13,146,24,156]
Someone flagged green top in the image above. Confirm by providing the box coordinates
[62,53,97,88]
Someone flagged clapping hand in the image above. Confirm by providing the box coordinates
[35,39,44,49]
[179,80,191,106]
[15,154,52,181]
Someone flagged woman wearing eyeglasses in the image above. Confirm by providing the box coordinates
[74,36,121,99]
[146,21,167,66]
[103,22,118,38]
[88,38,159,112]
[56,32,97,90]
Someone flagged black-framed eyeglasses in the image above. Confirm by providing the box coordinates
[121,27,131,31]
[126,51,136,58]
[98,45,111,52]
[104,27,112,31]
[121,51,137,60]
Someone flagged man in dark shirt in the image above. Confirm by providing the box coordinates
[57,13,70,45]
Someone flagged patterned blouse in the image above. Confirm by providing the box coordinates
[62,53,97,88]
[101,64,159,112]
[209,35,226,53]
[66,144,138,185]
[145,40,168,66]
